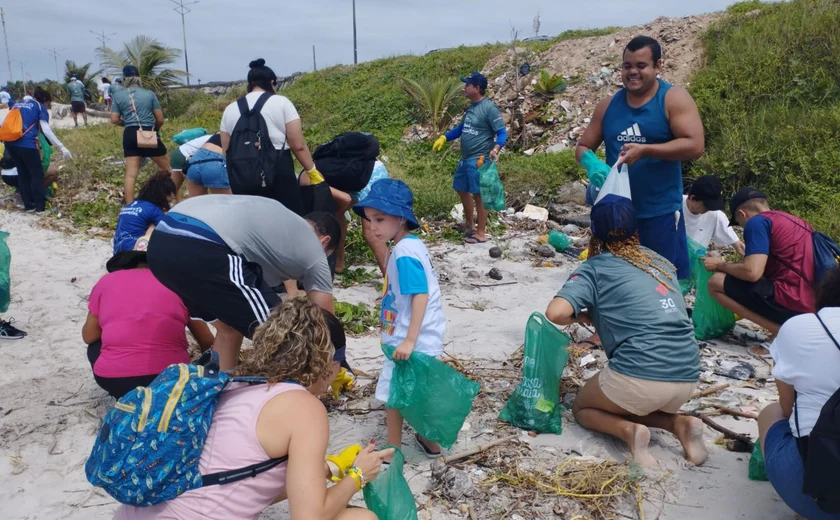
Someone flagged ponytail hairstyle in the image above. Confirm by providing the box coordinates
[137,171,177,211]
[247,58,277,93]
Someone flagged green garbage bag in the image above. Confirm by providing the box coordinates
[748,439,769,481]
[478,161,505,211]
[548,231,572,252]
[39,133,52,171]
[382,345,479,448]
[679,237,705,296]
[363,446,418,520]
[692,243,736,340]
[0,231,10,313]
[499,313,571,434]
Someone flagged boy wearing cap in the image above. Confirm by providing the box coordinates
[546,194,705,468]
[354,179,447,459]
[683,175,744,255]
[433,72,508,244]
[703,188,816,337]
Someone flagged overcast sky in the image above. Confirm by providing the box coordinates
[4,0,739,85]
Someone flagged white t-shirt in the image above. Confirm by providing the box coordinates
[375,235,447,401]
[219,91,300,151]
[771,308,840,436]
[178,134,212,159]
[682,196,739,249]
[101,84,111,100]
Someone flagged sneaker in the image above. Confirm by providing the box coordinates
[0,318,27,340]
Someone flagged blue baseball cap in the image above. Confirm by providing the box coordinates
[353,179,419,230]
[122,65,139,77]
[590,194,637,243]
[460,72,488,90]
[70,74,77,79]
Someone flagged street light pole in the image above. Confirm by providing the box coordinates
[352,0,358,65]
[170,0,199,86]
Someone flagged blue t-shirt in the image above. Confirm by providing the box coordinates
[744,214,772,256]
[7,99,49,149]
[113,200,165,254]
[603,79,682,219]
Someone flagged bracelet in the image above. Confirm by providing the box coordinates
[344,466,366,491]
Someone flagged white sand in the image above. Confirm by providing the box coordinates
[0,209,794,519]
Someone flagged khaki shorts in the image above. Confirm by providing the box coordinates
[598,365,695,416]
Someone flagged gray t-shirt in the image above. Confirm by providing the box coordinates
[67,81,85,102]
[460,97,505,160]
[111,86,161,128]
[556,249,699,383]
[170,195,333,293]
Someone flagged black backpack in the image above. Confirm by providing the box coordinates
[312,132,380,192]
[795,312,840,513]
[83,87,92,101]
[227,92,279,193]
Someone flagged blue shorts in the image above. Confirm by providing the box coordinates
[453,157,480,194]
[638,210,690,279]
[765,419,840,520]
[185,148,228,189]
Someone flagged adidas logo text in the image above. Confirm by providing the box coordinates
[616,123,647,143]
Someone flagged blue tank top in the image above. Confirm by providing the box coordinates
[603,79,682,219]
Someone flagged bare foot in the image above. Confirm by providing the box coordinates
[628,424,657,467]
[675,416,708,466]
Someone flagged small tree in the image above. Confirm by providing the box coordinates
[533,12,542,37]
[97,35,185,95]
[400,77,464,135]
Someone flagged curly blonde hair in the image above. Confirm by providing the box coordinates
[231,299,334,386]
[588,232,676,288]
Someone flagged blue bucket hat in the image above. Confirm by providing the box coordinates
[353,178,419,230]
[591,194,637,243]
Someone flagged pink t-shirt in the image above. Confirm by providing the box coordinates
[88,269,190,378]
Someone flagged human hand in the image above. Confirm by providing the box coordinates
[351,441,395,485]
[393,339,416,361]
[61,147,73,160]
[432,135,447,152]
[702,256,724,272]
[617,143,648,166]
[489,147,500,161]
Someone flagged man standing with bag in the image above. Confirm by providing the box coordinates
[576,36,704,279]
[433,72,508,244]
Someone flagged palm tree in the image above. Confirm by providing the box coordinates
[63,60,103,94]
[400,77,465,135]
[97,35,185,94]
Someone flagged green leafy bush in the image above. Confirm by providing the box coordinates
[533,71,567,95]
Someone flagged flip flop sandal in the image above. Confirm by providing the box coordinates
[464,234,487,244]
[748,343,773,360]
[415,433,442,458]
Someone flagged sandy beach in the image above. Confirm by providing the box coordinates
[0,208,794,519]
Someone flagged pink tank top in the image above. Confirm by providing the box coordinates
[114,382,303,520]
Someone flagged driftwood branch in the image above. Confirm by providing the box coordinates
[690,383,730,400]
[439,434,519,464]
[717,406,759,420]
[687,412,754,449]
[470,282,518,288]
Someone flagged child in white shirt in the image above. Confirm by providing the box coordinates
[683,175,745,255]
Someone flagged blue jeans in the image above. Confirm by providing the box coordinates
[453,157,480,194]
[185,148,228,189]
[765,419,840,520]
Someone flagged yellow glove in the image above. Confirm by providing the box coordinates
[432,135,447,152]
[578,249,590,260]
[330,367,355,399]
[305,167,325,185]
[326,444,363,482]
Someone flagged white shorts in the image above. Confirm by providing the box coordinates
[375,343,443,403]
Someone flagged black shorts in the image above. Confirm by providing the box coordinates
[123,126,167,158]
[146,231,280,338]
[87,341,157,399]
[723,276,801,326]
[71,101,86,113]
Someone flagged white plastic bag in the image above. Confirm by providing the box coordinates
[594,163,631,204]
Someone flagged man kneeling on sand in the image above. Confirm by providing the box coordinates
[546,194,707,467]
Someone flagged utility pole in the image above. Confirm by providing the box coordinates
[13,59,24,90]
[1,8,12,84]
[352,0,358,64]
[312,45,317,71]
[43,47,65,82]
[89,29,116,71]
[170,0,198,86]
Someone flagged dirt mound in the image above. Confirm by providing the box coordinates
[484,14,721,153]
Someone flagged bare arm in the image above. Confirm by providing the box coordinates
[220,132,231,154]
[284,279,305,299]
[575,97,611,163]
[392,293,427,359]
[82,313,102,344]
[776,380,795,418]
[285,119,316,171]
[307,290,335,314]
[733,241,746,257]
[712,254,768,283]
[110,112,123,126]
[153,109,165,130]
[643,87,704,161]
[187,320,215,352]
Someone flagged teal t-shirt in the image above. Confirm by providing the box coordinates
[555,249,700,383]
[461,97,505,159]
[67,81,85,102]
[111,86,161,128]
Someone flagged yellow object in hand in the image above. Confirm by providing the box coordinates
[305,167,325,185]
[578,249,590,260]
[330,367,355,399]
[326,444,363,482]
[432,135,447,152]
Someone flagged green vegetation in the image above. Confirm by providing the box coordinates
[533,71,567,95]
[690,0,840,237]
[400,77,463,135]
[334,300,379,336]
[63,61,102,97]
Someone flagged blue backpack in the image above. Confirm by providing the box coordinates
[85,354,287,506]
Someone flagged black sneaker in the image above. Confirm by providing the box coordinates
[0,318,27,340]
